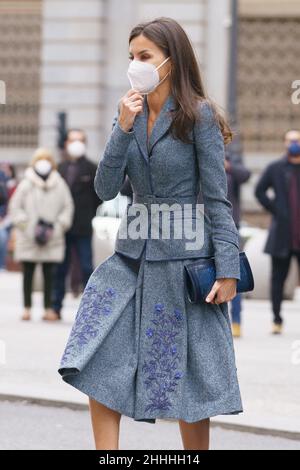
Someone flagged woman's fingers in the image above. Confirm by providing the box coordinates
[118,89,144,131]
[123,91,143,111]
[126,88,142,98]
[206,281,219,303]
[126,91,143,102]
[206,279,237,303]
[125,95,143,111]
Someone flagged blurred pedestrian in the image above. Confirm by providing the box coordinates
[255,130,300,334]
[225,141,251,338]
[51,129,102,319]
[0,162,17,198]
[70,245,82,297]
[8,148,74,321]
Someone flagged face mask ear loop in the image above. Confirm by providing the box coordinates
[143,68,171,96]
[155,56,170,71]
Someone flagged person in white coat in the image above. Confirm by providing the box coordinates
[8,148,74,321]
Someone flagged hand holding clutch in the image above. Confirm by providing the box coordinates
[184,251,254,304]
[205,277,238,304]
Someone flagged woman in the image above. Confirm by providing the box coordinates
[8,148,74,321]
[58,17,243,450]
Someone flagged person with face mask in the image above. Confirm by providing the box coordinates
[51,129,103,320]
[255,130,300,334]
[127,55,171,95]
[58,18,245,450]
[34,158,53,179]
[8,148,74,321]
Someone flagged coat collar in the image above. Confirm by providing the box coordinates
[132,93,177,163]
[282,153,300,194]
[25,167,61,189]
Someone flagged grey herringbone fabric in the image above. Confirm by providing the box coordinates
[58,94,243,424]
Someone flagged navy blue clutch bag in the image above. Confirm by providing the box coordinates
[184,251,254,303]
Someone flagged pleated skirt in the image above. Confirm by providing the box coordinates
[58,247,243,424]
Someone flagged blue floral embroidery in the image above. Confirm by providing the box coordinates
[60,285,117,364]
[142,302,184,413]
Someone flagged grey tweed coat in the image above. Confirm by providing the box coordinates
[58,94,243,424]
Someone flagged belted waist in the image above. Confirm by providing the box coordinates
[132,193,199,206]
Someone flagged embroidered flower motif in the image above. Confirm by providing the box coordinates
[154,303,164,313]
[60,285,117,364]
[146,328,154,338]
[142,302,184,413]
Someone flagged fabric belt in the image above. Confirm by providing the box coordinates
[132,193,199,206]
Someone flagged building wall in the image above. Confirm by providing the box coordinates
[38,0,107,162]
[39,0,230,162]
[0,0,230,165]
[239,0,300,17]
[238,0,300,214]
[0,0,42,164]
[1,0,298,222]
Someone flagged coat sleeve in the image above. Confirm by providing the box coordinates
[254,164,276,215]
[227,154,251,184]
[7,180,29,229]
[194,100,240,280]
[94,110,135,201]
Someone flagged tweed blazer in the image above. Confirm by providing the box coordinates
[94,94,240,280]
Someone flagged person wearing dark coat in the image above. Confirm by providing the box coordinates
[255,130,300,334]
[224,142,251,337]
[51,129,103,320]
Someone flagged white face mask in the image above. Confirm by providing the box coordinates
[34,159,52,176]
[127,56,171,95]
[67,140,86,159]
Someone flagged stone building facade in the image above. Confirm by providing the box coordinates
[0,0,299,215]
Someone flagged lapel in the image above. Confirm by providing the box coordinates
[133,93,177,164]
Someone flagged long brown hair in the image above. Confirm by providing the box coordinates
[129,17,233,145]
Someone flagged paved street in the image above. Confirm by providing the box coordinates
[1,269,300,449]
[1,400,300,450]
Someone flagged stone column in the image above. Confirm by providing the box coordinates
[205,0,231,109]
[103,0,138,136]
[39,0,106,161]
